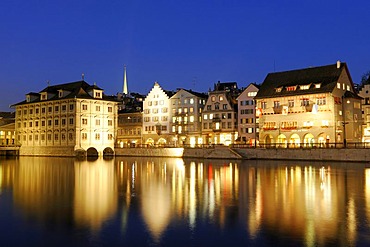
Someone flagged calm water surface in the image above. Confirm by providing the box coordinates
[1,156,370,246]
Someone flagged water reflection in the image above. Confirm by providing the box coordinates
[74,158,117,233]
[0,157,369,246]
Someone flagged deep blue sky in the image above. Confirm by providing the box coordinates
[1,0,369,111]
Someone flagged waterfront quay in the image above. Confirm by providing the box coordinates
[2,143,370,163]
[115,143,370,163]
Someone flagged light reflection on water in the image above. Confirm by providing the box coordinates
[0,156,369,246]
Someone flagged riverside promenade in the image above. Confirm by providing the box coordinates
[115,145,370,163]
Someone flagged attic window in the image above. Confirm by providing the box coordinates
[26,95,31,102]
[41,93,47,100]
[286,86,297,91]
[93,90,103,99]
[275,87,283,93]
[59,91,63,98]
[300,84,311,90]
[314,83,321,89]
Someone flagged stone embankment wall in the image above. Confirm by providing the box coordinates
[236,148,370,162]
[115,147,370,162]
[19,146,75,157]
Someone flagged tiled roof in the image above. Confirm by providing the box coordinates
[255,63,351,99]
[182,89,208,99]
[12,80,117,106]
[0,112,15,119]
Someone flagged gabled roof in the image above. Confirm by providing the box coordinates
[183,89,208,99]
[173,88,208,99]
[255,62,353,99]
[236,83,260,100]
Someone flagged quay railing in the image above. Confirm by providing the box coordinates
[115,142,370,149]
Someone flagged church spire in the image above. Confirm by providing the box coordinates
[123,65,128,95]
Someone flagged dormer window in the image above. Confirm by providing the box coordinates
[275,87,283,93]
[93,90,103,99]
[26,95,31,102]
[300,84,311,90]
[59,90,63,98]
[286,86,297,91]
[314,83,321,89]
[41,93,47,100]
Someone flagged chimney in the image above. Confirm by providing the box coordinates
[336,60,341,69]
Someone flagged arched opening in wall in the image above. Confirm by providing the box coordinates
[277,134,287,148]
[157,138,167,147]
[146,138,154,147]
[264,134,273,148]
[103,147,114,158]
[87,147,98,157]
[75,148,86,158]
[289,134,300,148]
[318,133,329,148]
[303,133,315,147]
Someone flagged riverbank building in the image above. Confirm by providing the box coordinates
[142,82,174,146]
[170,88,207,147]
[254,61,362,148]
[12,80,119,156]
[236,83,260,146]
[202,82,239,146]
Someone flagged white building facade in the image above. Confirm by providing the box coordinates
[142,82,173,146]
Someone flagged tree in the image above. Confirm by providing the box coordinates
[361,71,370,87]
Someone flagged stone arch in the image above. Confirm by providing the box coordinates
[86,147,98,157]
[289,134,300,148]
[75,148,86,158]
[157,138,167,146]
[146,138,154,146]
[103,147,114,157]
[303,133,315,147]
[277,134,287,148]
[318,132,328,147]
[264,134,274,148]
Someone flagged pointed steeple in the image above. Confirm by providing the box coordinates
[123,65,128,95]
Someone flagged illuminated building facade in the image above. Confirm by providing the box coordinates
[117,92,144,147]
[202,82,239,145]
[0,112,15,145]
[358,83,370,143]
[170,89,207,147]
[142,82,174,146]
[117,110,143,147]
[236,83,259,145]
[255,62,362,147]
[13,81,119,156]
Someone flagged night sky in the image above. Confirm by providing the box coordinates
[1,0,369,111]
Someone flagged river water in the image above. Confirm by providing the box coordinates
[0,156,370,247]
